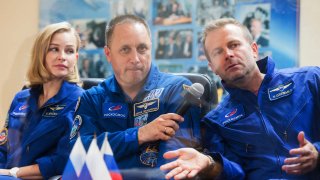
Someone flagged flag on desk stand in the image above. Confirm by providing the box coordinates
[101,134,123,180]
[62,136,86,179]
[84,137,112,180]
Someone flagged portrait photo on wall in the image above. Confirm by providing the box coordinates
[78,51,111,79]
[196,0,236,26]
[197,32,207,61]
[153,0,193,26]
[41,0,299,74]
[155,29,193,59]
[238,3,271,48]
[72,19,107,50]
[110,0,151,20]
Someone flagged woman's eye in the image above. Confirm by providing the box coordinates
[48,47,58,52]
[66,49,75,54]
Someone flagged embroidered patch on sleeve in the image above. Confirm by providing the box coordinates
[0,128,8,145]
[70,115,82,139]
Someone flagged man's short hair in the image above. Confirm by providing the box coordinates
[105,14,151,47]
[201,18,253,62]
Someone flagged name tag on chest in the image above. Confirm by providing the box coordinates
[268,81,294,101]
[43,105,65,117]
[134,99,159,117]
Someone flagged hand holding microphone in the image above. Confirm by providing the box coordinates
[138,83,204,145]
[176,83,204,116]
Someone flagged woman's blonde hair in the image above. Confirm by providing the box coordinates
[27,21,81,87]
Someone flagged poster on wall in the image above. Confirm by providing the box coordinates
[234,0,299,68]
[40,0,300,82]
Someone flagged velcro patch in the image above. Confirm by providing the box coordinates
[12,103,29,117]
[222,105,245,126]
[43,105,66,117]
[103,102,128,119]
[268,81,294,101]
[134,99,159,117]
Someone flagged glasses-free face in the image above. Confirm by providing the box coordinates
[104,22,152,90]
[45,31,78,80]
[205,24,258,85]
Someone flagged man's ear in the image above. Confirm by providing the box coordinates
[104,46,111,63]
[208,61,215,73]
[251,42,259,59]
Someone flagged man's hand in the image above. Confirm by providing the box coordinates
[138,113,184,145]
[160,148,211,180]
[282,131,319,175]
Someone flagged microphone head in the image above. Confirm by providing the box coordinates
[188,83,204,99]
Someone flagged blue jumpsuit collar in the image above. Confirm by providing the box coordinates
[108,63,160,94]
[29,81,78,109]
[223,56,275,98]
[143,63,161,91]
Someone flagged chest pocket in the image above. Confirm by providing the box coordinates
[102,102,129,130]
[218,105,269,155]
[42,105,66,118]
[102,102,128,119]
[264,85,310,131]
[220,124,268,154]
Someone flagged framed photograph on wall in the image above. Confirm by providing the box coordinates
[40,0,300,80]
[153,0,193,26]
[155,29,193,59]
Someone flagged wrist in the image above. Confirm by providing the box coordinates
[200,154,215,173]
[206,154,215,168]
[138,126,146,145]
[199,153,222,178]
[9,167,20,178]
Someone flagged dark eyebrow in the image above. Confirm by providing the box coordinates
[227,40,241,45]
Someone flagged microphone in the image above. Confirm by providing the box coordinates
[176,83,204,116]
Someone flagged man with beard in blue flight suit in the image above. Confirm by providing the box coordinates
[160,18,320,180]
[70,14,202,179]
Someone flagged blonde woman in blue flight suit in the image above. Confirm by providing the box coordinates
[0,22,83,179]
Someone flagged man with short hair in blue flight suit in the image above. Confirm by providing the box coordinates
[70,14,202,179]
[160,18,320,180]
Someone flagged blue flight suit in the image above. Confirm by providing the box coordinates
[202,57,320,179]
[71,64,202,174]
[0,81,83,179]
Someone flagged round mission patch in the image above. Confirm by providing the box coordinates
[0,128,8,145]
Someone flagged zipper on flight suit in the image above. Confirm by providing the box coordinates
[256,106,283,177]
